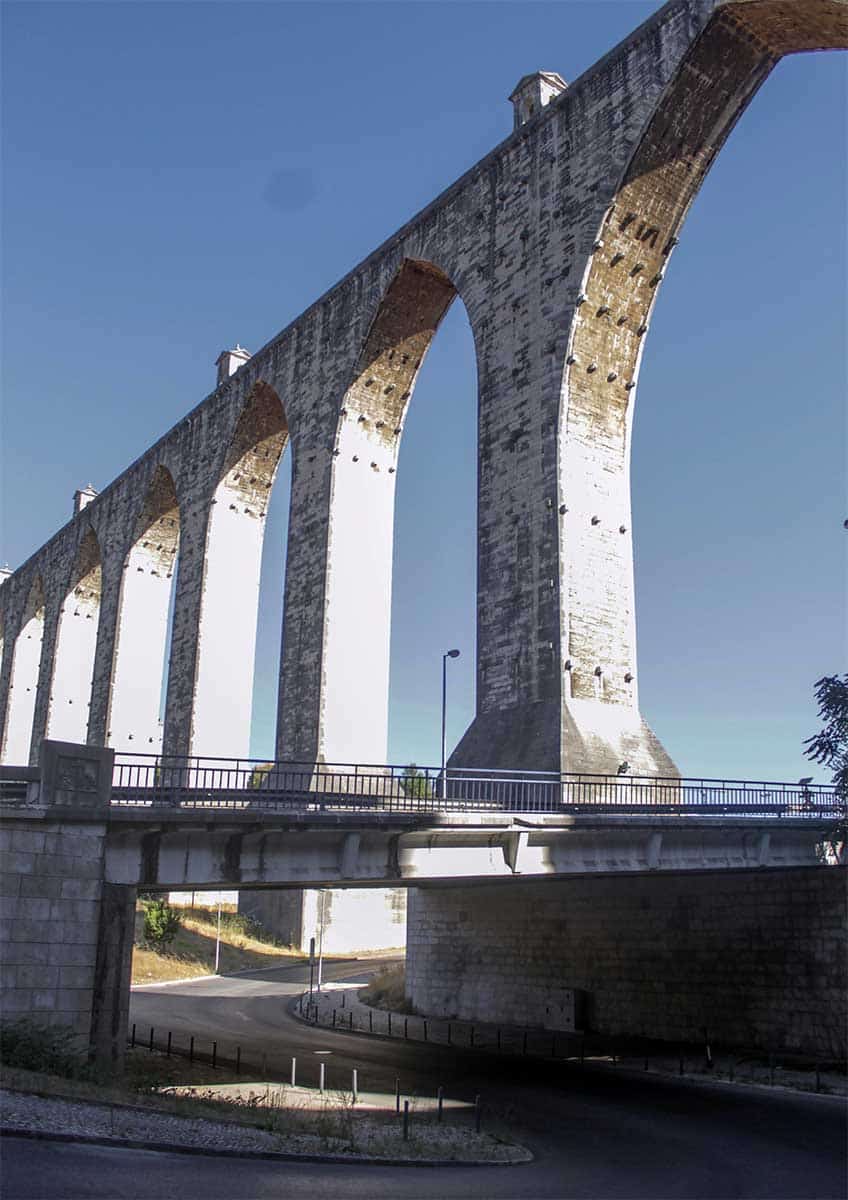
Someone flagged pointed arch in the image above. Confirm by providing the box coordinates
[107,466,180,751]
[1,575,46,764]
[46,528,103,743]
[191,382,288,758]
[316,259,462,764]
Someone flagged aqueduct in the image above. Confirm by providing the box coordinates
[1,0,846,1068]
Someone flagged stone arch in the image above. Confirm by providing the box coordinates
[106,466,180,752]
[318,259,461,764]
[47,528,103,743]
[1,574,46,764]
[191,382,289,758]
[558,1,847,719]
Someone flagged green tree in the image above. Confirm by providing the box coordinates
[804,673,848,847]
[142,898,181,947]
[401,764,433,799]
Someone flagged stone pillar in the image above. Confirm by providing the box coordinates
[90,882,136,1072]
[0,741,115,1061]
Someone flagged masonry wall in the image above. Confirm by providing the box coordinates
[405,868,848,1057]
[0,816,107,1040]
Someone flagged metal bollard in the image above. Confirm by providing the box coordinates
[319,1062,325,1094]
[131,1023,136,1049]
[212,1041,217,1070]
[403,1099,410,1141]
[404,1017,408,1039]
[369,1011,373,1034]
[423,1019,427,1041]
[167,1031,172,1058]
[352,1069,358,1103]
[388,1012,392,1036]
[341,992,346,1009]
[395,1077,400,1113]
[291,1057,297,1087]
[189,1036,194,1064]
[437,1086,444,1123]
[149,1027,154,1052]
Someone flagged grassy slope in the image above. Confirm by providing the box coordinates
[132,908,304,983]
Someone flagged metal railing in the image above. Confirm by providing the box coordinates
[110,752,840,818]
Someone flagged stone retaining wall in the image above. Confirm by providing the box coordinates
[405,867,847,1057]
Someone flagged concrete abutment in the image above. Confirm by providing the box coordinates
[405,869,848,1058]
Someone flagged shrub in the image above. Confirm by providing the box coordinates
[0,1018,90,1079]
[142,898,181,947]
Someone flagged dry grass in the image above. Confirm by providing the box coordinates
[132,907,304,984]
[359,963,412,1012]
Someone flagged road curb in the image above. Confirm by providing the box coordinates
[1,1126,530,1168]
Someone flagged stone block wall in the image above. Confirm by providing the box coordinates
[0,816,108,1039]
[406,867,847,1057]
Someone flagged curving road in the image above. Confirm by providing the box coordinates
[5,961,846,1200]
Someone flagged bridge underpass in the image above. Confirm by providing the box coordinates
[1,740,844,1072]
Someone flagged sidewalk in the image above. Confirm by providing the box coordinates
[298,983,847,1098]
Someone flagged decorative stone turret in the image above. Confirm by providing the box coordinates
[509,71,567,129]
[216,344,251,386]
[73,484,98,515]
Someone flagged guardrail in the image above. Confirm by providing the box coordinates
[110,753,840,818]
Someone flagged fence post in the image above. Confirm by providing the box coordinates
[131,1023,136,1049]
[395,1077,400,1113]
[167,1031,172,1057]
[212,1041,217,1070]
[352,1069,358,1103]
[403,1099,410,1141]
[189,1036,194,1064]
[388,1012,392,1036]
[149,1026,154,1051]
[291,1057,296,1087]
[369,1011,373,1034]
[319,1062,325,1094]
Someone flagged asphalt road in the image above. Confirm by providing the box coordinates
[4,961,846,1200]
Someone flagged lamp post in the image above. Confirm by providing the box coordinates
[441,649,460,800]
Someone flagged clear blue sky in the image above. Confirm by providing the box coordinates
[2,2,845,783]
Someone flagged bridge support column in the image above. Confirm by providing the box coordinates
[90,882,136,1072]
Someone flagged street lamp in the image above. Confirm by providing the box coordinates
[441,649,461,800]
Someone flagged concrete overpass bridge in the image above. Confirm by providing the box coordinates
[1,741,845,1071]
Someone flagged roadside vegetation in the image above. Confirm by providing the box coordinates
[132,904,304,983]
[358,963,412,1012]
